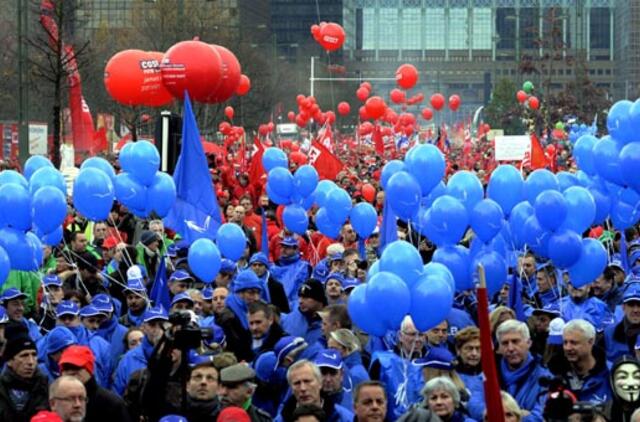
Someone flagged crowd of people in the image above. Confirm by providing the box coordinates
[0,136,639,422]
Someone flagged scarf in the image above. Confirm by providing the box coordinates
[226,294,249,329]
[277,252,300,266]
[500,353,535,398]
[96,315,119,340]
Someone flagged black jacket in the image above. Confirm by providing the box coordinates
[184,397,221,422]
[267,275,290,314]
[255,322,287,357]
[216,308,254,362]
[84,376,132,422]
[0,368,49,422]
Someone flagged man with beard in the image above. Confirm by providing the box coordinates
[217,364,272,421]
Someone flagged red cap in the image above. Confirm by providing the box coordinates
[59,345,95,376]
[31,411,63,422]
[216,407,251,422]
[102,236,119,250]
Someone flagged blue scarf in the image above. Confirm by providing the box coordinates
[277,252,300,266]
[67,325,91,346]
[126,310,146,327]
[500,353,535,397]
[96,315,119,340]
[226,294,249,329]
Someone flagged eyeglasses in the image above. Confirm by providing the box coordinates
[53,396,88,404]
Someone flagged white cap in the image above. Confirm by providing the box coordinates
[549,318,566,337]
[127,265,143,281]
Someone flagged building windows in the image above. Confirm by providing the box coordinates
[472,8,492,49]
[448,8,468,50]
[496,7,516,49]
[590,7,610,49]
[520,7,539,49]
[402,8,421,49]
[362,8,376,49]
[379,8,399,50]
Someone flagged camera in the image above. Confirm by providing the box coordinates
[167,310,213,350]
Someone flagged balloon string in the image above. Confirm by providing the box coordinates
[107,214,135,269]
[60,235,91,299]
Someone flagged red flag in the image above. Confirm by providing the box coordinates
[477,266,506,422]
[309,138,345,180]
[248,136,265,185]
[529,133,549,170]
[372,125,384,155]
[91,127,107,155]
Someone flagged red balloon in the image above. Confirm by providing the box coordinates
[290,142,300,152]
[403,126,414,136]
[218,121,231,134]
[528,96,540,110]
[290,151,307,165]
[483,123,491,133]
[325,111,336,124]
[236,74,251,96]
[206,45,241,103]
[359,122,374,136]
[390,89,406,105]
[430,93,445,111]
[224,106,234,120]
[448,94,461,111]
[516,90,528,103]
[407,93,424,105]
[104,50,173,107]
[421,108,433,120]
[385,109,398,124]
[365,96,387,120]
[356,87,370,102]
[359,106,369,121]
[280,139,292,149]
[362,183,376,203]
[258,125,269,136]
[161,41,223,102]
[296,94,305,104]
[295,114,307,128]
[310,24,321,41]
[395,64,419,90]
[399,112,415,126]
[360,82,372,92]
[287,111,296,122]
[267,122,275,132]
[546,144,556,156]
[317,22,346,51]
[337,101,350,116]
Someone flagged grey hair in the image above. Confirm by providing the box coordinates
[563,319,596,342]
[421,376,460,407]
[286,359,322,385]
[49,375,85,399]
[496,319,530,342]
[400,315,416,333]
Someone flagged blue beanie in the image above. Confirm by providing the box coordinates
[46,326,77,355]
[233,270,263,293]
[249,252,269,267]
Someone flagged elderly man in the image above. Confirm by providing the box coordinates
[496,319,549,422]
[276,360,353,422]
[217,364,272,421]
[353,381,388,422]
[49,375,87,422]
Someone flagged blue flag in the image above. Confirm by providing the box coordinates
[164,92,222,244]
[379,198,397,253]
[508,272,525,321]
[150,256,170,311]
[261,209,269,256]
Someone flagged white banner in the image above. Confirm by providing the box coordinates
[494,135,530,161]
[28,123,48,155]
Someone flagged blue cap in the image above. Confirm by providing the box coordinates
[328,252,344,262]
[233,270,263,293]
[220,259,236,274]
[79,305,104,318]
[124,278,147,293]
[91,294,114,313]
[249,252,269,267]
[608,259,625,272]
[56,300,80,318]
[45,326,77,355]
[254,351,277,382]
[414,346,454,370]
[166,243,179,258]
[325,272,345,287]
[43,274,63,287]
[312,260,330,282]
[280,237,298,248]
[158,416,188,422]
[342,277,359,292]
[548,317,565,345]
[314,348,343,370]
[169,270,193,284]
[532,302,561,318]
[1,288,27,303]
[143,306,168,323]
[624,282,640,304]
[171,292,194,307]
[274,336,307,366]
[188,349,214,367]
[201,286,214,301]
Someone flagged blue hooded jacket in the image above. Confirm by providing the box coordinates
[95,314,129,372]
[281,307,322,346]
[370,350,423,420]
[343,351,370,387]
[112,335,155,395]
[66,325,113,388]
[499,354,550,422]
[271,253,310,307]
[603,318,637,363]
[559,296,614,332]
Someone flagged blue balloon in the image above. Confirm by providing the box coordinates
[487,165,524,216]
[326,188,352,225]
[0,228,39,271]
[72,168,114,221]
[548,229,582,268]
[534,190,567,231]
[147,172,177,218]
[120,141,160,186]
[588,186,611,225]
[366,260,380,282]
[523,215,550,258]
[29,167,66,196]
[81,157,116,184]
[629,99,640,140]
[380,160,405,190]
[432,245,472,291]
[422,181,446,208]
[568,238,608,288]
[470,199,504,243]
[557,171,579,192]
[293,165,319,198]
[620,141,640,191]
[366,272,411,330]
[509,201,535,249]
[262,148,288,172]
[560,187,596,233]
[268,167,294,200]
[0,170,27,189]
[350,203,377,238]
[315,208,341,239]
[593,136,625,185]
[428,195,469,246]
[471,251,507,297]
[379,240,423,289]
[314,180,337,208]
[447,171,484,213]
[0,183,31,230]
[31,186,66,234]
[574,135,598,175]
[525,169,559,205]
[410,274,453,332]
[611,188,640,229]
[607,100,634,144]
[40,226,63,247]
[266,183,291,205]
[114,173,148,212]
[188,239,221,283]
[216,223,247,261]
[299,192,316,211]
[386,171,421,222]
[24,155,53,181]
[422,262,455,294]
[348,284,386,336]
[0,245,9,287]
[282,204,309,235]
[404,144,445,196]
[418,209,445,246]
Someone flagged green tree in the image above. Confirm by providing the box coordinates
[484,78,525,135]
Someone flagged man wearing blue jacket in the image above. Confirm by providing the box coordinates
[533,264,562,309]
[271,237,311,307]
[281,280,326,346]
[603,282,640,362]
[92,293,129,373]
[2,288,42,342]
[548,319,611,404]
[314,349,353,411]
[496,319,549,422]
[559,280,614,332]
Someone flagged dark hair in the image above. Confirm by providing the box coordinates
[353,380,387,404]
[291,404,326,421]
[63,289,88,307]
[123,327,144,351]
[248,301,273,319]
[189,361,219,380]
[322,304,352,330]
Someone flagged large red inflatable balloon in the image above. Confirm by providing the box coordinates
[365,96,387,120]
[224,106,234,120]
[395,64,419,90]
[448,94,461,111]
[104,50,174,107]
[337,101,350,116]
[421,108,433,120]
[390,89,406,105]
[206,45,241,103]
[516,90,528,103]
[430,93,445,111]
[161,41,223,102]
[528,96,540,110]
[360,82,372,91]
[356,87,370,102]
[359,106,370,121]
[317,22,346,51]
[362,183,376,203]
[236,74,251,96]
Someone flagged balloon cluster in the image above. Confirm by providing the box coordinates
[567,121,597,144]
[104,41,251,107]
[515,80,539,110]
[288,95,336,128]
[310,22,346,52]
